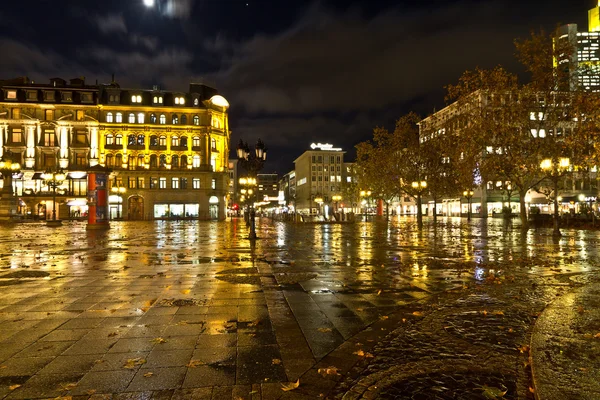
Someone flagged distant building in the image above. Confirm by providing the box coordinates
[0,76,230,220]
[557,2,600,91]
[293,143,347,214]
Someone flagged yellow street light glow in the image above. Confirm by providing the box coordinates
[239,177,247,185]
[540,159,552,170]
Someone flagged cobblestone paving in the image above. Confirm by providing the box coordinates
[0,217,597,399]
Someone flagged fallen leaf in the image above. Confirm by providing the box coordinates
[529,387,535,393]
[272,358,282,365]
[412,311,423,317]
[518,345,530,354]
[402,318,407,323]
[493,311,505,316]
[318,366,341,376]
[123,358,146,369]
[143,372,154,378]
[479,385,507,398]
[481,310,488,316]
[151,337,167,344]
[60,383,77,391]
[379,315,389,320]
[317,327,332,333]
[594,333,600,338]
[181,289,190,294]
[281,379,300,391]
[377,290,382,296]
[186,360,205,368]
[9,385,21,390]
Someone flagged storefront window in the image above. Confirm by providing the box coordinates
[184,204,199,217]
[154,204,169,218]
[170,204,184,217]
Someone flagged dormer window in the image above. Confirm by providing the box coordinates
[193,98,199,106]
[26,90,38,101]
[43,91,55,101]
[81,92,93,103]
[61,91,73,102]
[153,96,163,104]
[174,96,185,105]
[131,95,142,103]
[5,90,17,100]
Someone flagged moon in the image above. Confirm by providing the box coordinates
[143,0,154,7]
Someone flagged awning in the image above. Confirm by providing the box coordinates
[66,199,87,206]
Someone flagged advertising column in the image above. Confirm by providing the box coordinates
[86,169,110,230]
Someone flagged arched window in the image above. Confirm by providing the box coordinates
[105,154,114,167]
[171,136,178,147]
[129,156,137,169]
[116,112,123,123]
[193,155,200,168]
[138,155,145,168]
[150,135,158,146]
[211,137,216,150]
[137,134,145,146]
[106,112,113,123]
[193,98,199,106]
[172,155,179,168]
[128,134,136,146]
[115,134,123,145]
[181,155,188,168]
[172,114,179,124]
[149,154,157,168]
[180,137,188,147]
[115,153,123,167]
[159,135,166,146]
[150,113,156,123]
[128,113,135,123]
[159,114,166,124]
[106,134,114,146]
[137,113,145,124]
[193,115,199,125]
[159,154,167,167]
[192,136,200,147]
[181,115,187,125]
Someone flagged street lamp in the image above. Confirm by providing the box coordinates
[540,157,570,236]
[0,153,21,221]
[42,168,66,226]
[111,183,126,219]
[411,180,427,228]
[463,189,474,221]
[360,190,371,221]
[237,138,267,240]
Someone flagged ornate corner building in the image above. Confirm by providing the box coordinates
[0,76,230,221]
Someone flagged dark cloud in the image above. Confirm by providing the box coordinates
[94,13,128,35]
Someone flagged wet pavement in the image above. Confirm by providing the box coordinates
[0,217,597,399]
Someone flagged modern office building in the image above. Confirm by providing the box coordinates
[557,2,600,91]
[0,76,230,220]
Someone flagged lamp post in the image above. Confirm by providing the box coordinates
[111,183,126,219]
[411,181,427,228]
[42,168,66,226]
[314,196,323,219]
[237,139,267,240]
[540,157,570,236]
[360,190,371,221]
[463,189,474,221]
[238,177,256,227]
[0,153,21,221]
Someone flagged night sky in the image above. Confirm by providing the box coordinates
[0,0,590,173]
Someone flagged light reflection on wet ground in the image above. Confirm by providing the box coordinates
[0,217,598,396]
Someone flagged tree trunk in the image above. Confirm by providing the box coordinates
[553,177,561,236]
[417,194,423,229]
[519,191,528,230]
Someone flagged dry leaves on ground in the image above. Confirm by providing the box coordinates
[595,332,600,338]
[9,385,20,390]
[318,366,341,376]
[187,360,205,368]
[412,311,424,317]
[123,358,146,369]
[281,379,300,391]
[272,358,282,365]
[317,327,332,333]
[59,383,77,392]
[143,372,154,378]
[479,385,507,398]
[151,337,167,344]
[518,345,530,354]
[353,350,374,358]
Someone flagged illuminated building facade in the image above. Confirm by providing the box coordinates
[0,76,230,220]
[557,2,600,91]
[293,143,347,214]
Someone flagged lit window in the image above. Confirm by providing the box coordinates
[159,114,166,124]
[153,96,158,103]
[171,136,178,147]
[128,113,135,123]
[211,178,216,189]
[159,96,163,103]
[192,136,200,147]
[150,113,156,123]
[193,178,200,189]
[131,95,142,103]
[106,135,114,145]
[115,134,123,145]
[172,115,179,124]
[194,98,199,106]
[137,113,145,124]
[179,97,185,105]
[159,136,166,146]
[106,112,113,123]
[211,138,216,150]
[159,177,167,189]
[193,115,199,125]
[171,177,179,189]
[6,90,17,99]
[116,112,123,123]
[193,155,200,168]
